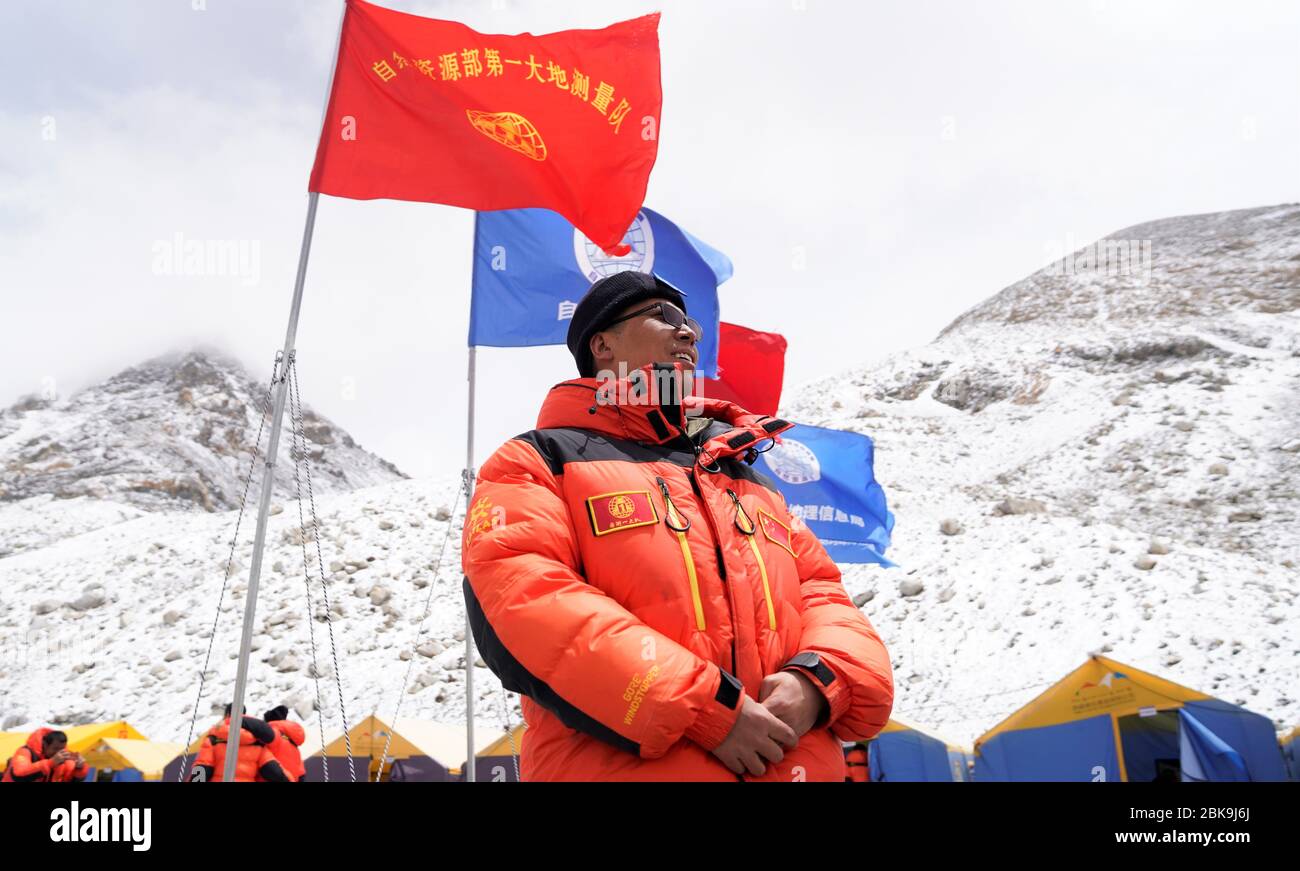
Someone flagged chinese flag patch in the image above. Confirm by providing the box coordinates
[587,490,658,536]
[758,510,796,559]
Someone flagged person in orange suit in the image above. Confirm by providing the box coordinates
[2,728,88,782]
[463,272,894,781]
[261,705,306,782]
[189,705,289,782]
[844,744,870,782]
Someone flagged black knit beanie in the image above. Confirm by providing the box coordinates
[565,271,687,377]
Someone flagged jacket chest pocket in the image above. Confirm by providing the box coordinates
[578,483,711,633]
[725,489,800,632]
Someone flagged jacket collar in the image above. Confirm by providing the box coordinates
[536,362,795,466]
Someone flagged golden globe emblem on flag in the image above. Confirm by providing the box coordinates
[466,109,548,162]
[607,494,636,519]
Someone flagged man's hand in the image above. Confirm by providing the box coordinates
[759,670,828,738]
[711,696,798,777]
[50,749,72,765]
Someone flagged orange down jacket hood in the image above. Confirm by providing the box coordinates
[462,364,893,781]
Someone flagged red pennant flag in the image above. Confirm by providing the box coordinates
[309,0,662,252]
[705,323,787,417]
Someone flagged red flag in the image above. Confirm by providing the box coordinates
[309,0,662,252]
[705,323,787,417]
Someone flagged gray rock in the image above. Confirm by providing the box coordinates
[70,590,107,611]
[435,506,452,522]
[939,518,963,536]
[1228,510,1262,523]
[368,585,392,606]
[993,498,1047,516]
[33,600,61,615]
[378,519,395,531]
[1208,463,1229,476]
[416,640,444,658]
[1134,555,1157,571]
[852,590,875,608]
[164,650,183,662]
[937,588,956,603]
[899,578,925,598]
[1148,540,1170,555]
[162,610,182,626]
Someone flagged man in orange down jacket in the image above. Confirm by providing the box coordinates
[189,706,290,782]
[2,728,88,782]
[462,270,894,781]
[261,705,306,782]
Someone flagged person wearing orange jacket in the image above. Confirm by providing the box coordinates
[462,271,894,781]
[261,705,306,782]
[844,743,870,782]
[189,706,290,782]
[2,728,88,782]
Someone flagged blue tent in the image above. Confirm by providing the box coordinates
[865,720,961,782]
[974,656,1288,782]
[1282,728,1299,782]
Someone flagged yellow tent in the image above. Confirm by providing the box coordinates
[62,721,148,752]
[973,655,1288,781]
[1,722,146,761]
[303,715,505,780]
[82,738,184,781]
[476,722,525,759]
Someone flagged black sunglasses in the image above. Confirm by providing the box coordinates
[602,300,702,341]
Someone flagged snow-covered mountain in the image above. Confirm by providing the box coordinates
[784,203,1300,744]
[0,350,405,556]
[0,204,1296,754]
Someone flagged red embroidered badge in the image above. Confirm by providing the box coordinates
[587,490,658,536]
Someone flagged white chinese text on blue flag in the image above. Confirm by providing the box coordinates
[754,423,894,566]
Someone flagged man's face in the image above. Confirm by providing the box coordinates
[588,297,699,376]
[42,737,67,758]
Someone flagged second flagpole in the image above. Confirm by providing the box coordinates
[463,211,481,781]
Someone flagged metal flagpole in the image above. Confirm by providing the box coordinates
[222,1,346,783]
[464,344,477,781]
[223,193,319,782]
[462,211,483,785]
[463,211,480,782]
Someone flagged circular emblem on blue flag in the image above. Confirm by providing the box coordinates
[765,439,820,485]
[573,210,655,281]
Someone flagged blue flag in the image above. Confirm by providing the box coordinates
[753,423,895,566]
[469,206,730,376]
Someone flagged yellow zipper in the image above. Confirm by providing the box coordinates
[657,477,706,631]
[728,489,777,631]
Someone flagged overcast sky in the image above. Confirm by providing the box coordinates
[2,0,1297,479]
